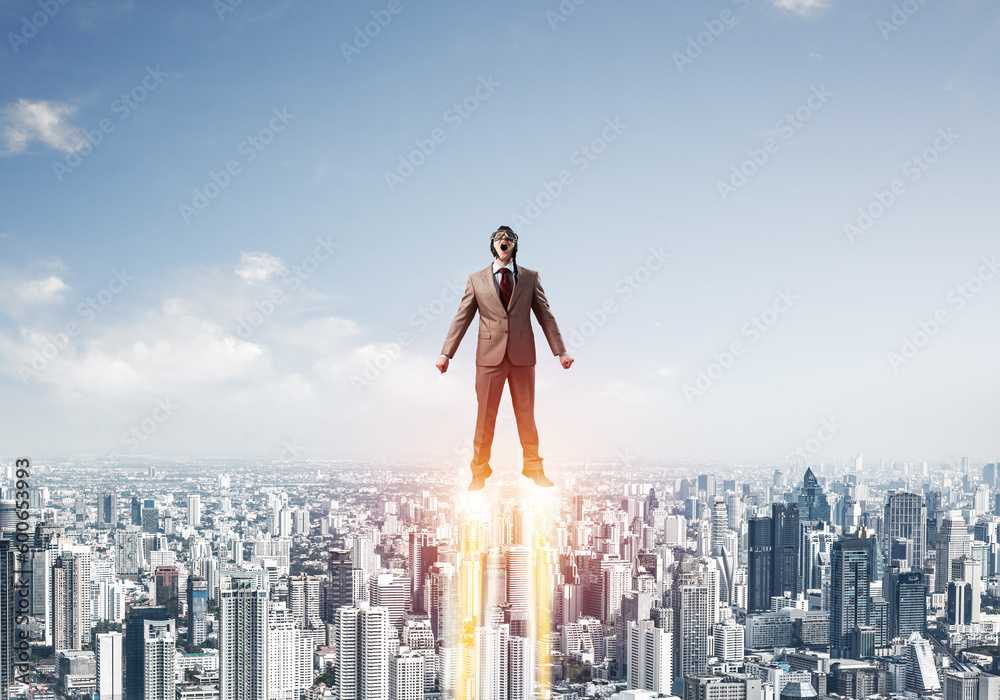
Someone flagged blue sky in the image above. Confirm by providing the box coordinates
[1,0,998,466]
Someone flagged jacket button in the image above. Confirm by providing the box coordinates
[504,330,508,334]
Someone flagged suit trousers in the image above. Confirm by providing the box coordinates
[471,349,542,476]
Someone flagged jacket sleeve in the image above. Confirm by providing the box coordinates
[531,273,567,356]
[440,275,478,358]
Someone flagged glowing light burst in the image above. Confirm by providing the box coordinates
[451,475,560,699]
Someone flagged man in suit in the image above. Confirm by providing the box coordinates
[436,226,574,491]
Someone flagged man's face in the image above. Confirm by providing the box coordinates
[493,232,515,260]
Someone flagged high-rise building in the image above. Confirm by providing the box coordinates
[747,517,773,612]
[508,634,533,700]
[388,649,424,700]
[268,604,314,700]
[710,499,728,556]
[936,514,972,593]
[142,619,175,700]
[187,495,201,528]
[220,571,268,700]
[124,605,169,700]
[95,632,123,700]
[474,624,509,700]
[884,492,927,571]
[287,573,322,629]
[98,491,117,529]
[671,574,710,679]
[115,528,144,576]
[800,522,834,593]
[626,619,672,694]
[885,568,926,641]
[408,531,435,615]
[947,556,982,626]
[905,631,941,692]
[798,468,831,523]
[830,536,870,657]
[334,602,391,700]
[772,503,800,599]
[505,546,532,613]
[52,554,84,651]
[187,577,208,645]
[370,572,410,633]
[154,566,179,619]
[426,562,459,647]
[326,549,358,621]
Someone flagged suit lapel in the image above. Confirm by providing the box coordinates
[479,266,504,314]
[507,267,527,310]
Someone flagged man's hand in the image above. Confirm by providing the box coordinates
[435,356,450,374]
[560,354,574,369]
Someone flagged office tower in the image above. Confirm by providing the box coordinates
[52,554,84,650]
[664,515,686,546]
[943,671,1000,700]
[334,603,391,700]
[187,577,208,645]
[401,621,435,693]
[474,624,509,700]
[98,491,117,529]
[115,528,144,576]
[602,564,631,628]
[142,506,160,533]
[408,531,435,614]
[858,528,885,583]
[747,517,773,612]
[947,556,982,626]
[154,566,179,619]
[389,650,424,700]
[268,605,314,700]
[714,619,745,661]
[187,495,201,527]
[288,573,322,629]
[884,492,927,571]
[426,562,459,646]
[626,619,672,694]
[326,549,357,620]
[772,503,800,599]
[142,619,175,700]
[370,572,411,633]
[505,546,531,613]
[698,474,717,498]
[801,522,834,592]
[95,632,123,700]
[220,571,268,700]
[710,499,728,556]
[798,467,831,523]
[936,514,973,593]
[905,632,941,692]
[885,568,926,640]
[830,536,870,657]
[670,573,710,679]
[131,497,142,526]
[1,540,13,700]
[124,605,168,700]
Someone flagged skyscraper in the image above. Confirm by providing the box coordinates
[772,503,800,599]
[154,566,179,619]
[124,605,169,700]
[52,554,83,651]
[830,536,871,657]
[626,619,672,694]
[95,632,123,700]
[798,468,831,523]
[187,495,201,528]
[670,569,710,679]
[747,517,773,612]
[142,619,176,700]
[287,573,322,629]
[936,514,972,593]
[885,568,926,641]
[474,624,509,700]
[884,492,927,571]
[408,531,435,615]
[388,650,424,700]
[98,491,117,529]
[220,571,268,700]
[187,577,208,645]
[334,602,391,700]
[268,604,314,700]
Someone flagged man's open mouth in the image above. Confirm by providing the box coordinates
[501,244,508,251]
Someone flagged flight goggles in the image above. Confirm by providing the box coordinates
[491,230,518,243]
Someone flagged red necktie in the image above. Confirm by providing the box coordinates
[499,268,512,309]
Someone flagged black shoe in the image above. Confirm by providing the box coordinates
[524,471,554,488]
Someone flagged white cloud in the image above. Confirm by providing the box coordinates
[773,0,830,16]
[235,252,286,282]
[1,99,86,155]
[15,276,69,302]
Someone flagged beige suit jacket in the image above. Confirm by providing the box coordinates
[441,264,567,367]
